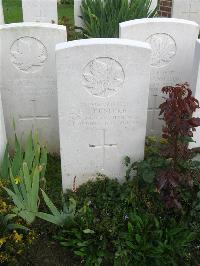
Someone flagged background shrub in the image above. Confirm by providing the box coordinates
[80,0,157,37]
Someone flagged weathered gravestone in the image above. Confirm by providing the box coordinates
[190,40,200,149]
[0,0,4,24]
[56,38,152,190]
[0,93,7,162]
[0,23,67,153]
[74,0,158,29]
[22,0,58,23]
[120,18,199,135]
[172,0,200,25]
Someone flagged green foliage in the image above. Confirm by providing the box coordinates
[0,131,47,181]
[115,213,194,265]
[1,131,48,225]
[37,190,76,227]
[54,177,196,265]
[3,163,41,224]
[0,213,28,233]
[80,0,157,37]
[0,179,36,265]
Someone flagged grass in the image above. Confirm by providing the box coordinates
[2,0,23,23]
[2,0,74,25]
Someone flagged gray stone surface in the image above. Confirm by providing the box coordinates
[22,0,58,23]
[172,0,200,25]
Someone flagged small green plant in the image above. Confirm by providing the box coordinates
[2,131,48,224]
[37,189,76,227]
[3,163,41,224]
[0,131,47,182]
[80,0,157,37]
[0,178,35,265]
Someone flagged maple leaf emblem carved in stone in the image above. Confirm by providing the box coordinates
[146,33,177,68]
[83,57,125,98]
[10,37,47,73]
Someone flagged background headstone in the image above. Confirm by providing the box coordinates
[0,0,4,24]
[56,38,151,190]
[22,0,58,23]
[190,40,200,149]
[120,18,199,135]
[0,23,67,153]
[172,0,200,25]
[74,0,82,29]
[74,0,158,29]
[0,93,7,162]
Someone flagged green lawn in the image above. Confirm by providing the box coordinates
[2,0,74,25]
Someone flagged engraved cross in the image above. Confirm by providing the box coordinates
[35,1,46,22]
[19,99,51,124]
[89,129,117,171]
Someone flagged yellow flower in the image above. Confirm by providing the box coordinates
[12,231,23,243]
[14,176,21,185]
[0,180,4,188]
[0,200,7,213]
[27,231,36,244]
[147,136,157,143]
[0,237,7,247]
[0,252,8,263]
[160,138,168,144]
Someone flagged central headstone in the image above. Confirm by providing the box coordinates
[0,23,67,153]
[56,38,152,190]
[172,0,200,25]
[22,0,58,23]
[120,18,199,135]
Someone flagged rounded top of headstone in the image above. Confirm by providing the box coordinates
[0,22,66,32]
[56,38,151,52]
[120,18,199,29]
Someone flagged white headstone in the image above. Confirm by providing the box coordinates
[56,38,151,190]
[74,0,82,29]
[120,18,199,135]
[172,0,200,25]
[22,0,58,23]
[190,40,200,148]
[74,0,158,29]
[0,23,67,153]
[0,93,7,162]
[0,0,4,24]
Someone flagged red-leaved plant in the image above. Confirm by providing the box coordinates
[157,83,200,208]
